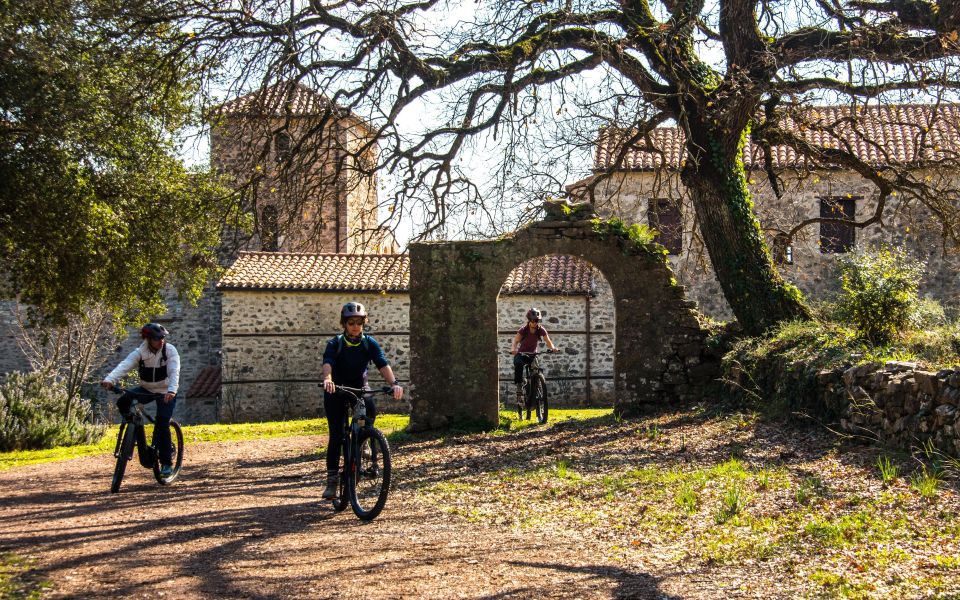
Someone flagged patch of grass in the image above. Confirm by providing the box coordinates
[932,554,960,570]
[807,569,873,599]
[715,481,748,524]
[675,483,699,514]
[876,455,899,485]
[910,466,941,499]
[795,475,829,505]
[0,552,51,599]
[0,414,410,471]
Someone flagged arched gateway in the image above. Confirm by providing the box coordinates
[408,216,720,431]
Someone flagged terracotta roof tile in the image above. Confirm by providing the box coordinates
[218,253,411,291]
[595,104,960,171]
[500,254,595,296]
[216,82,334,117]
[218,252,596,295]
[187,366,221,398]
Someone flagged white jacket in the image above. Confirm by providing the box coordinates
[105,341,181,395]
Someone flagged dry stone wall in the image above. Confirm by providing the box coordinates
[821,362,960,457]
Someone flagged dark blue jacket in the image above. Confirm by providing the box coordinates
[322,334,388,390]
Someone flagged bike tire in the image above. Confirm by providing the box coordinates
[525,380,533,421]
[153,421,184,485]
[533,374,548,424]
[348,427,391,521]
[111,423,135,493]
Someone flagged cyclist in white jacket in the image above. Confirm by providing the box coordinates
[101,323,181,477]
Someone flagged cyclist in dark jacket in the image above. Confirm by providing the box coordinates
[321,302,403,499]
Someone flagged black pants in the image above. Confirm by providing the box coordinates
[324,392,377,473]
[513,354,534,385]
[117,387,176,466]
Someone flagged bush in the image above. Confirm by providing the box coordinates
[835,246,924,345]
[0,371,105,451]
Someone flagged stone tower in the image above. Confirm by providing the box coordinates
[210,81,394,256]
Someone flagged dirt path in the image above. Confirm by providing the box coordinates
[0,435,677,599]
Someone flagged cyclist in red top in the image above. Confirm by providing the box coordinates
[509,308,558,401]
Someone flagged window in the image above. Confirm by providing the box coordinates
[819,196,857,253]
[772,233,793,265]
[261,205,279,251]
[274,132,291,163]
[648,198,682,255]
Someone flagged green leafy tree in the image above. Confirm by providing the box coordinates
[132,0,959,334]
[0,0,236,324]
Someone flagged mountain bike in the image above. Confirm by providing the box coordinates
[515,351,557,424]
[108,386,184,493]
[329,385,393,521]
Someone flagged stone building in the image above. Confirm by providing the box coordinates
[576,104,960,318]
[215,252,615,421]
[211,81,394,255]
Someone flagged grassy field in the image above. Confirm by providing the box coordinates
[0,408,609,471]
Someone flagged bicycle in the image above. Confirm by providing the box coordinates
[327,385,393,521]
[514,350,557,424]
[108,386,184,493]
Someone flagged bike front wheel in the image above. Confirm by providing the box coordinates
[153,421,184,485]
[348,427,392,521]
[111,423,135,493]
[532,374,548,424]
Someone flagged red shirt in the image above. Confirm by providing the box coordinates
[516,324,547,354]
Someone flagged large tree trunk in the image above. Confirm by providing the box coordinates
[681,122,811,334]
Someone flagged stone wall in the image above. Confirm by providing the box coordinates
[820,362,960,457]
[591,170,960,319]
[218,270,619,421]
[408,218,724,430]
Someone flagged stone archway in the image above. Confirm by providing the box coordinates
[408,217,718,431]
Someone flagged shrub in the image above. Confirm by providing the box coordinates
[835,246,924,345]
[0,371,104,451]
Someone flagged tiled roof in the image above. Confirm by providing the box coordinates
[218,253,411,291]
[187,366,221,398]
[218,252,596,295]
[500,254,595,295]
[216,82,334,117]
[595,104,960,171]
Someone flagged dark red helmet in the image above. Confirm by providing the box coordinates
[526,308,542,322]
[140,323,169,341]
[340,302,368,321]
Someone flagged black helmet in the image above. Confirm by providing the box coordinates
[140,323,169,341]
[526,308,542,322]
[340,302,368,321]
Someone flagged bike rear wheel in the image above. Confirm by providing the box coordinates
[111,423,135,493]
[532,374,548,424]
[153,421,184,485]
[349,427,391,521]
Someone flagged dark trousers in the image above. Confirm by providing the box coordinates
[513,354,534,385]
[117,387,177,466]
[324,392,377,473]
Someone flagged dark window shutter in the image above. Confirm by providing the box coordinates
[274,132,291,163]
[819,197,857,253]
[649,198,682,255]
[261,205,279,251]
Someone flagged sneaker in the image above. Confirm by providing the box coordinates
[159,464,173,478]
[322,475,339,499]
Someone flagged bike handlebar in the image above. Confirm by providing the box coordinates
[513,349,560,356]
